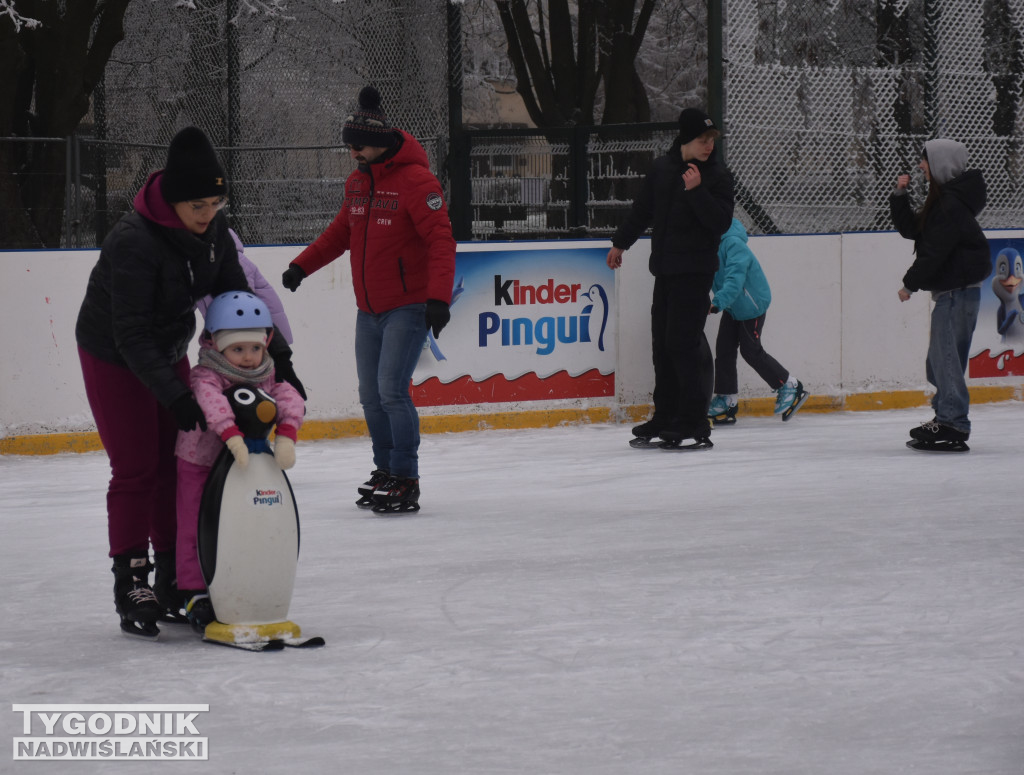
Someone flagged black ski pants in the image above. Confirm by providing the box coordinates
[713,311,789,395]
[650,272,715,433]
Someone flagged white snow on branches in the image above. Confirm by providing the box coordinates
[0,0,40,31]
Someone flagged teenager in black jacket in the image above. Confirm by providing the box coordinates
[75,127,303,637]
[891,138,990,449]
[607,108,735,446]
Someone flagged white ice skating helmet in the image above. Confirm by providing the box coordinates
[205,291,271,334]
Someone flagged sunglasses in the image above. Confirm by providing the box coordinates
[347,144,365,152]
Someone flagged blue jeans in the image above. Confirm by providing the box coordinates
[355,304,427,478]
[926,287,980,433]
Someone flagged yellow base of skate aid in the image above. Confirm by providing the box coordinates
[203,620,302,644]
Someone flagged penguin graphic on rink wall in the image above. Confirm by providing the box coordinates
[197,384,324,650]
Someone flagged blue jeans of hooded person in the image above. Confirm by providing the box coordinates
[355,304,427,479]
[926,286,980,434]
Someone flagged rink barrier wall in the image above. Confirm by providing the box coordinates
[3,386,1021,456]
[3,232,1024,456]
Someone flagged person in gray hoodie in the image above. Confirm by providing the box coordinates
[891,138,990,449]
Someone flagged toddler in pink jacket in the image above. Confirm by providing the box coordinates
[174,291,305,633]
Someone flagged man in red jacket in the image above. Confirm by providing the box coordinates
[282,85,456,514]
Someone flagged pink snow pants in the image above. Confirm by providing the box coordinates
[175,458,212,591]
[78,346,188,558]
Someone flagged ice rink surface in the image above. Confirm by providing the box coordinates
[2,403,1023,774]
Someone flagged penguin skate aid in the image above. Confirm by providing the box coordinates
[177,292,322,649]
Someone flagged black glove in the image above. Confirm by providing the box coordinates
[282,264,306,292]
[170,393,208,432]
[274,358,307,401]
[709,305,720,314]
[425,299,451,339]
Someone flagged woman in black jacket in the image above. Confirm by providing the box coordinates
[607,107,735,447]
[75,127,303,637]
[891,138,990,450]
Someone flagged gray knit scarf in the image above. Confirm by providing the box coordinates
[197,347,275,385]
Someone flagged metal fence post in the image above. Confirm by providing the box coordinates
[449,131,473,241]
[64,136,83,249]
[446,0,471,240]
[707,0,725,162]
[571,124,588,232]
[226,0,240,223]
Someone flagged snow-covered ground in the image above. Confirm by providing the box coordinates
[3,404,1023,774]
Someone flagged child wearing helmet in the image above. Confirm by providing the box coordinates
[173,291,306,633]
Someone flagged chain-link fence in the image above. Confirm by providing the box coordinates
[725,0,1024,234]
[3,1,1021,249]
[90,0,451,247]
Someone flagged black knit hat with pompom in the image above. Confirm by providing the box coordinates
[342,86,397,149]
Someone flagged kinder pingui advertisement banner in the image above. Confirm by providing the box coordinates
[970,237,1024,378]
[412,244,615,405]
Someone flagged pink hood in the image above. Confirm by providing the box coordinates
[133,171,187,229]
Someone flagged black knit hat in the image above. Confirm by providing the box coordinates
[677,108,718,145]
[342,86,397,149]
[159,126,227,203]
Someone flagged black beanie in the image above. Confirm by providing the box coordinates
[677,108,718,145]
[159,126,227,203]
[342,86,397,149]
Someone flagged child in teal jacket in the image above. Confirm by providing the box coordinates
[708,218,807,422]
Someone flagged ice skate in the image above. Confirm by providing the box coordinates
[629,415,671,448]
[153,549,187,624]
[906,420,970,452]
[775,380,808,421]
[184,592,217,636]
[112,555,162,640]
[356,468,390,508]
[708,394,738,425]
[659,421,713,451]
[371,476,421,514]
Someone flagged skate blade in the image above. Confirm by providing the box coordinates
[906,439,969,452]
[710,415,737,425]
[629,436,661,448]
[659,439,713,451]
[203,637,285,652]
[120,620,161,640]
[371,502,421,514]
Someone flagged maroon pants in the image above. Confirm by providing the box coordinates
[79,346,188,558]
